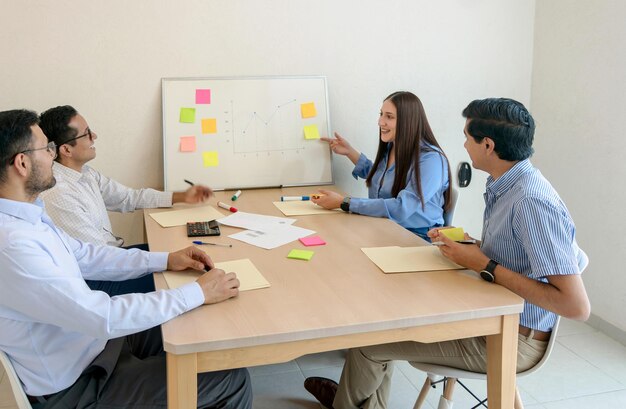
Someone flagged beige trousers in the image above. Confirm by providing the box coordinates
[333,334,548,409]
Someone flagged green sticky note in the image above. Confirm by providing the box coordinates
[180,108,196,123]
[303,124,320,140]
[440,227,465,241]
[287,249,314,261]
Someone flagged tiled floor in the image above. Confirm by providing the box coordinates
[2,319,626,408]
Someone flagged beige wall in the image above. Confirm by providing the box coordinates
[0,0,536,244]
[531,1,626,332]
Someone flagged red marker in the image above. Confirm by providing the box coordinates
[217,201,238,213]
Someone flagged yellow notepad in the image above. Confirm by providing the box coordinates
[361,246,463,273]
[163,258,270,291]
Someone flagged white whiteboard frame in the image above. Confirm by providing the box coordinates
[161,75,334,191]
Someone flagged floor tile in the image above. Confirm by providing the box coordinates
[249,359,300,377]
[558,330,626,386]
[296,350,347,371]
[251,369,319,409]
[517,342,624,402]
[557,318,597,337]
[541,389,626,409]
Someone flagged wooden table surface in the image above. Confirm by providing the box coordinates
[145,186,523,408]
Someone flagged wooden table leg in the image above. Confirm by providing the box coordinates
[486,314,519,409]
[167,352,198,409]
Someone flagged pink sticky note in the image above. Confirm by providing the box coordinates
[196,89,211,104]
[299,235,326,246]
[179,136,196,152]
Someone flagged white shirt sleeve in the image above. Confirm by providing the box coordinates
[92,168,173,212]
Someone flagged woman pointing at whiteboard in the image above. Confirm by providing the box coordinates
[312,91,451,240]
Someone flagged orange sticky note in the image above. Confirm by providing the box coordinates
[303,124,320,140]
[179,136,196,152]
[300,102,317,118]
[202,118,217,134]
[202,151,219,167]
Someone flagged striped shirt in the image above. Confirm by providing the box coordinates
[480,159,585,332]
[40,163,172,246]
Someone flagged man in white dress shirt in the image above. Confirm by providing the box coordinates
[0,109,251,408]
[39,105,213,296]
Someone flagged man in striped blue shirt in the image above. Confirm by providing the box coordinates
[304,98,590,409]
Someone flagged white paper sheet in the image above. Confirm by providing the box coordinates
[229,224,315,250]
[216,211,296,232]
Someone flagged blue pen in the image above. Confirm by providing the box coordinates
[281,195,310,201]
[192,240,232,248]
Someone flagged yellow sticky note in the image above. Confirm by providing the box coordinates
[300,102,317,118]
[179,108,196,123]
[303,124,320,140]
[440,227,465,241]
[179,136,196,152]
[202,118,217,134]
[202,151,219,167]
[287,249,314,261]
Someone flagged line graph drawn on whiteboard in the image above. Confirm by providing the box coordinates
[228,98,308,155]
[162,76,333,191]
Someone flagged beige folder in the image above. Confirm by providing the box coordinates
[149,205,226,228]
[163,258,270,291]
[361,246,464,273]
[273,201,343,216]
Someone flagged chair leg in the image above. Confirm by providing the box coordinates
[514,386,524,409]
[413,377,432,409]
[443,377,457,400]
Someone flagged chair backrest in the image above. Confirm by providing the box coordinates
[0,350,32,409]
[516,316,560,378]
[443,186,459,226]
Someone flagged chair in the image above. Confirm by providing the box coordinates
[443,186,459,226]
[412,316,560,409]
[0,350,32,409]
[412,250,588,409]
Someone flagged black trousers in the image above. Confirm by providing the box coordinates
[85,243,156,296]
[37,327,252,409]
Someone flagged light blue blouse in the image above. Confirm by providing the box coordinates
[349,144,449,236]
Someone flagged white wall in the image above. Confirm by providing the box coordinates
[531,1,626,331]
[0,0,536,244]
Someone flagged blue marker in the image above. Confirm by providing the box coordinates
[192,240,232,248]
[281,195,310,201]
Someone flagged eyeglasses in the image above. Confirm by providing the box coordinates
[9,141,58,165]
[59,128,93,145]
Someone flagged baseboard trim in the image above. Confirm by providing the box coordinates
[587,313,626,346]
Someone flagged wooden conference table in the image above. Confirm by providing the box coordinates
[144,186,524,409]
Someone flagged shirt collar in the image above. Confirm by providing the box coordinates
[0,197,46,224]
[52,161,84,183]
[486,159,533,197]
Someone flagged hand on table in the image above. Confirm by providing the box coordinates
[427,228,489,272]
[311,189,344,210]
[196,268,240,304]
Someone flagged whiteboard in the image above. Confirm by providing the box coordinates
[162,76,333,191]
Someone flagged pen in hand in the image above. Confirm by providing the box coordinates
[432,239,477,246]
[193,240,233,248]
[184,179,194,186]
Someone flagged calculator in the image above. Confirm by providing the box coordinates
[186,220,221,237]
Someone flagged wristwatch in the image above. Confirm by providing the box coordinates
[340,196,351,212]
[480,259,499,283]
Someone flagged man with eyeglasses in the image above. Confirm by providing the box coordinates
[0,109,251,408]
[39,105,213,296]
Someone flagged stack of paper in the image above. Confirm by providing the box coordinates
[163,258,270,291]
[216,211,314,250]
[361,246,464,273]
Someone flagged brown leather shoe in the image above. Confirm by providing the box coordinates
[304,376,338,409]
